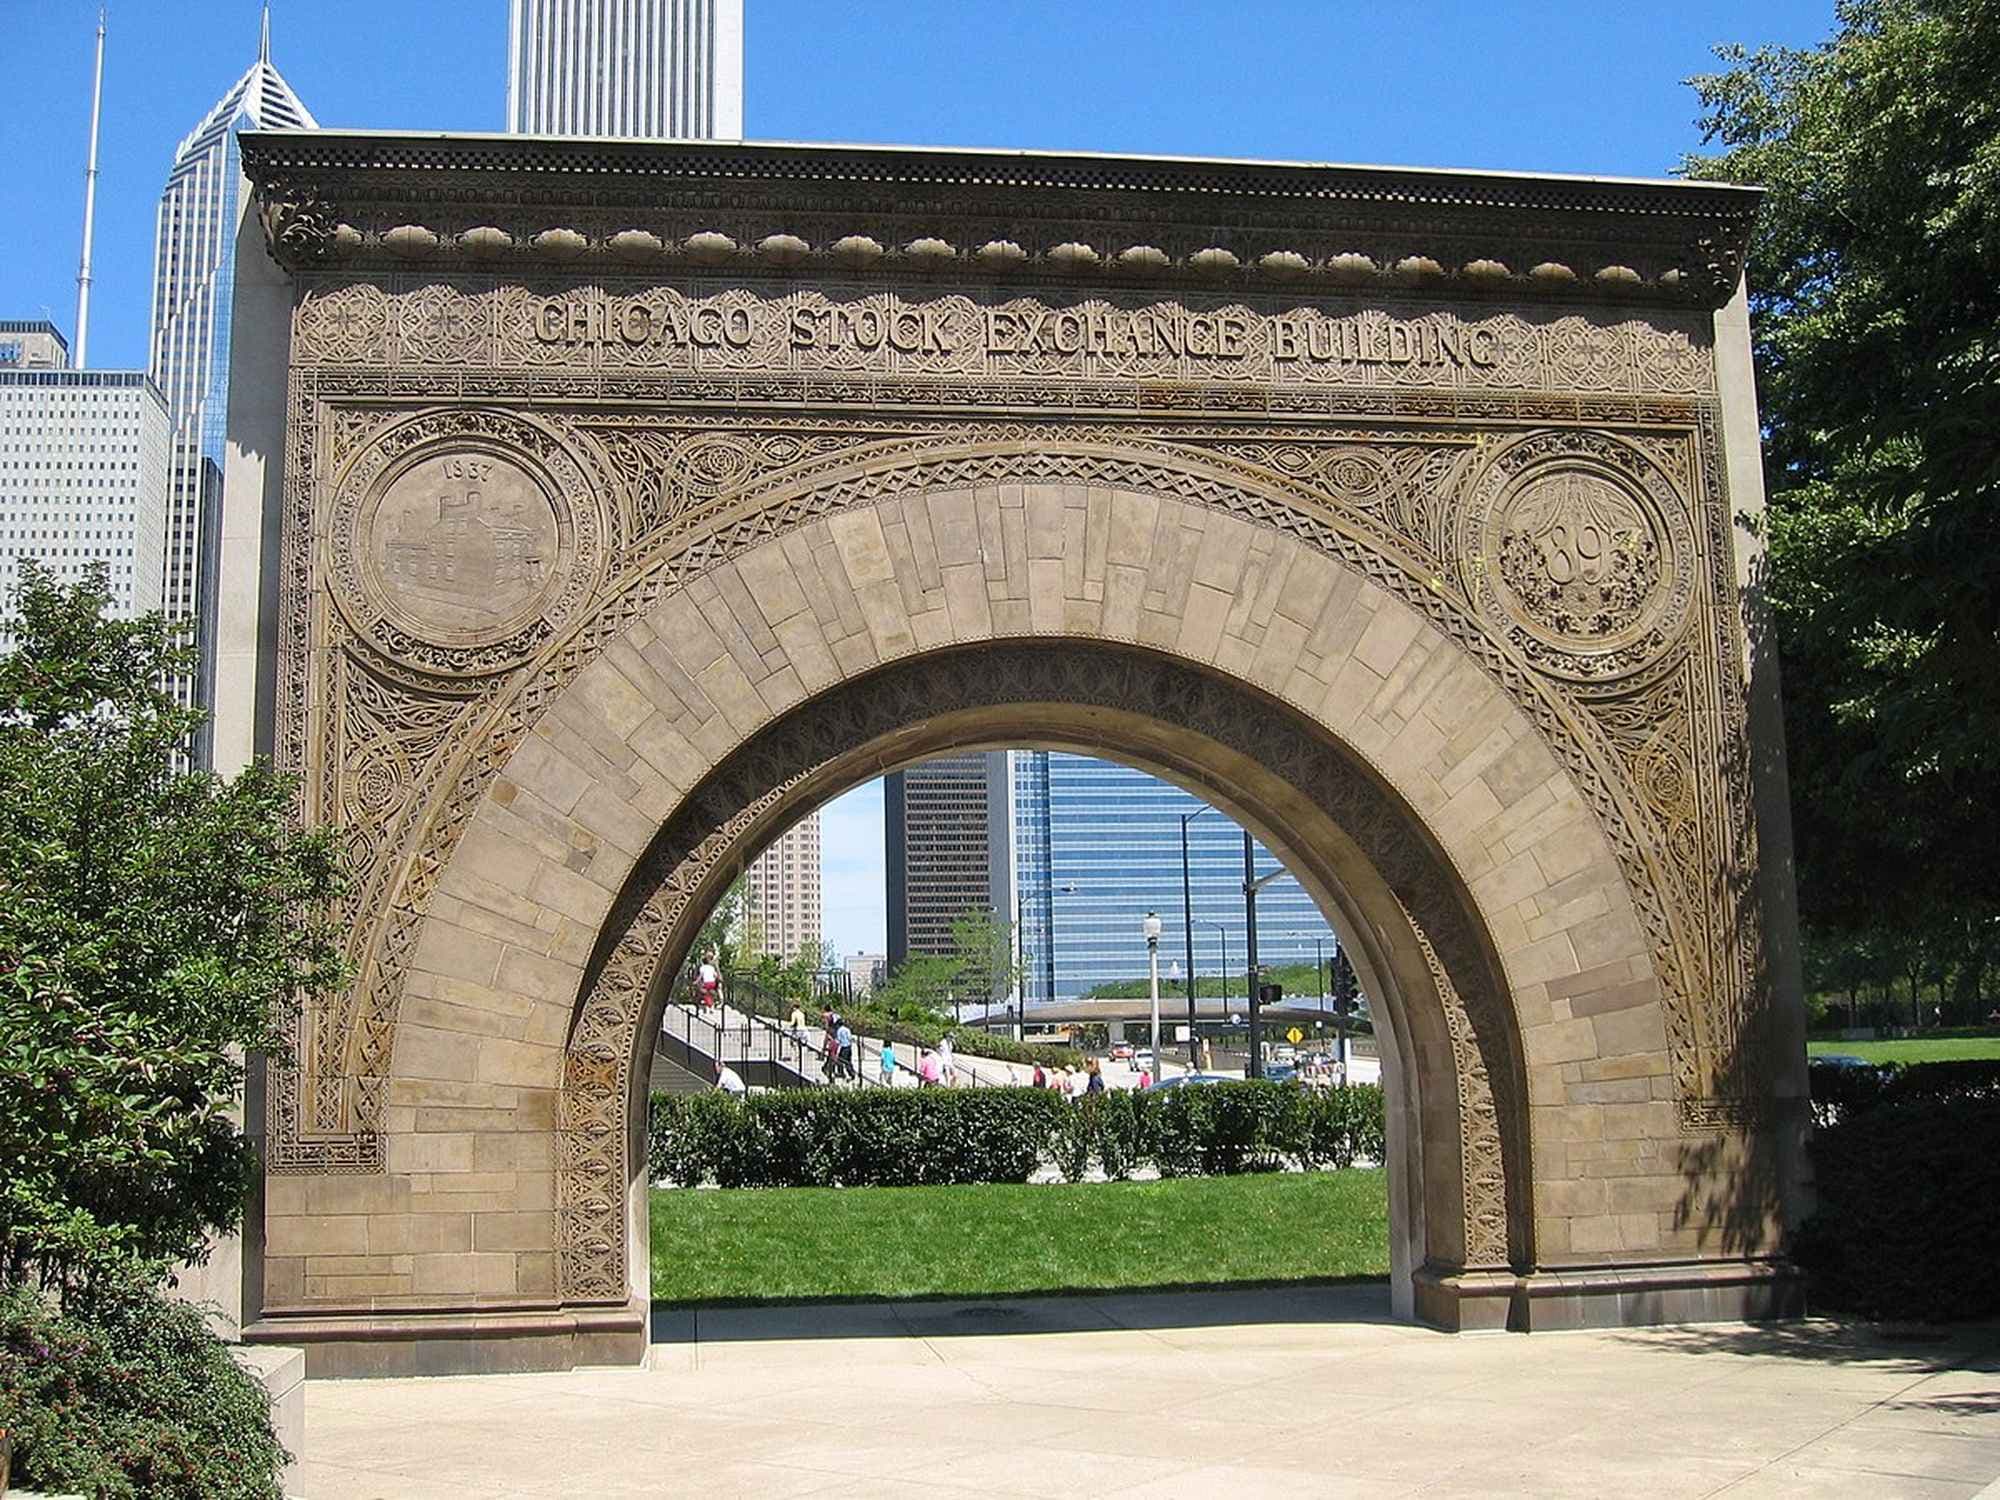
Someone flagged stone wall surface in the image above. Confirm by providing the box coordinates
[223,135,1803,1369]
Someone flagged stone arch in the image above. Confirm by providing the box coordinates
[373,466,1672,1341]
[557,641,1532,1321]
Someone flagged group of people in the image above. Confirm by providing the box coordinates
[772,1000,963,1089]
[1030,1056,1137,1097]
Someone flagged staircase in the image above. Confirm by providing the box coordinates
[653,970,1040,1094]
[657,997,826,1090]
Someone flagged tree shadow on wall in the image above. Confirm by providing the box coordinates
[1669,538,1812,1265]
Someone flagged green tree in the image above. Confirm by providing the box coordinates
[1684,1,2000,968]
[949,906,1018,1008]
[0,566,346,1299]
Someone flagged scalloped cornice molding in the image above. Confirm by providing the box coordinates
[243,131,1758,308]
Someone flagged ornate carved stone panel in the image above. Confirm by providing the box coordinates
[269,383,1767,1177]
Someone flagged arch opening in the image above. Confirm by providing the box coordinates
[564,639,1534,1330]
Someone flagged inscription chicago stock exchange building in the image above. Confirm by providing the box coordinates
[531,289,1507,373]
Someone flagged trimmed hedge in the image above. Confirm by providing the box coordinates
[0,1284,287,1499]
[649,1081,1386,1188]
[1794,1096,2000,1323]
[1808,1057,2000,1123]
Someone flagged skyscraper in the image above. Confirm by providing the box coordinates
[148,17,314,760]
[1013,752,1337,1006]
[0,321,171,651]
[884,752,1009,970]
[506,0,745,139]
[742,811,822,960]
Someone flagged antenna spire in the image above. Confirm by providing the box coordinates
[74,6,107,369]
[259,3,271,65]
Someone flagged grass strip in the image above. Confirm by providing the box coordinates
[1807,1037,2000,1063]
[650,1169,1388,1305]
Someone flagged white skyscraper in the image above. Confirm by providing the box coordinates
[506,0,744,139]
[743,812,822,960]
[148,18,314,757]
[0,321,171,651]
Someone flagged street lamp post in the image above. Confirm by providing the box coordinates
[1143,911,1162,1081]
[1181,804,1219,1071]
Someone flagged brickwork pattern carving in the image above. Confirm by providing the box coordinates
[273,406,1760,1177]
[1399,898,1512,1269]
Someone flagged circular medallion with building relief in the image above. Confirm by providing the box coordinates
[1459,431,1695,682]
[328,409,605,677]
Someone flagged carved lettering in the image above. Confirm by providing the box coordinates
[533,291,1505,375]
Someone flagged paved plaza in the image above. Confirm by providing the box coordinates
[296,1285,2000,1498]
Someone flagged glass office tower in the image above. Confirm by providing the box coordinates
[148,24,314,762]
[1013,752,1338,1005]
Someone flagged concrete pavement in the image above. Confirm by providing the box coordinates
[296,1284,2000,1498]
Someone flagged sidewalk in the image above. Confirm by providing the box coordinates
[296,1284,2000,1498]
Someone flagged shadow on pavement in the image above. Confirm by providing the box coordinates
[651,1278,1396,1345]
[1609,1316,2000,1373]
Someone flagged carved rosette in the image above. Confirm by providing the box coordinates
[326,408,607,678]
[1458,431,1697,683]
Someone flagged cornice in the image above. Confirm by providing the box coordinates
[242,130,1760,309]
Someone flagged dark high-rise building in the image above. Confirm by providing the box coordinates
[884,752,1009,970]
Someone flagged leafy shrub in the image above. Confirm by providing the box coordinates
[0,568,345,1298]
[1794,1096,2000,1322]
[1148,1081,1296,1177]
[1293,1085,1384,1170]
[1088,1090,1146,1180]
[0,1282,286,1499]
[1808,1058,2000,1124]
[649,1081,1388,1189]
[651,1088,1066,1188]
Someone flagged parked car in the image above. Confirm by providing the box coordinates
[1142,1073,1233,1092]
[1810,1053,1877,1071]
[1260,1064,1300,1085]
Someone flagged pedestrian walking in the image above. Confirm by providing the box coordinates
[1032,1063,1046,1089]
[835,1020,855,1082]
[1201,1036,1214,1072]
[697,951,721,1011]
[788,1001,807,1048]
[1085,1058,1105,1095]
[879,1039,897,1086]
[936,1033,955,1087]
[1138,1066,1152,1090]
[919,1048,941,1087]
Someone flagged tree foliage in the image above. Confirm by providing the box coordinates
[0,566,346,1298]
[1683,1,2000,983]
[870,905,1019,1018]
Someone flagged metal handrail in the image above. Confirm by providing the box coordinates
[670,971,1033,1092]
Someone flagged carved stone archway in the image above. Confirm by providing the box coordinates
[218,133,1809,1374]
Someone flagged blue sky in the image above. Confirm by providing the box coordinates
[0,0,1837,956]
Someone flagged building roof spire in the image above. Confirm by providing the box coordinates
[259,3,270,65]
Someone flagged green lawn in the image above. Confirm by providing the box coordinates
[1807,1037,2000,1063]
[649,1169,1388,1305]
